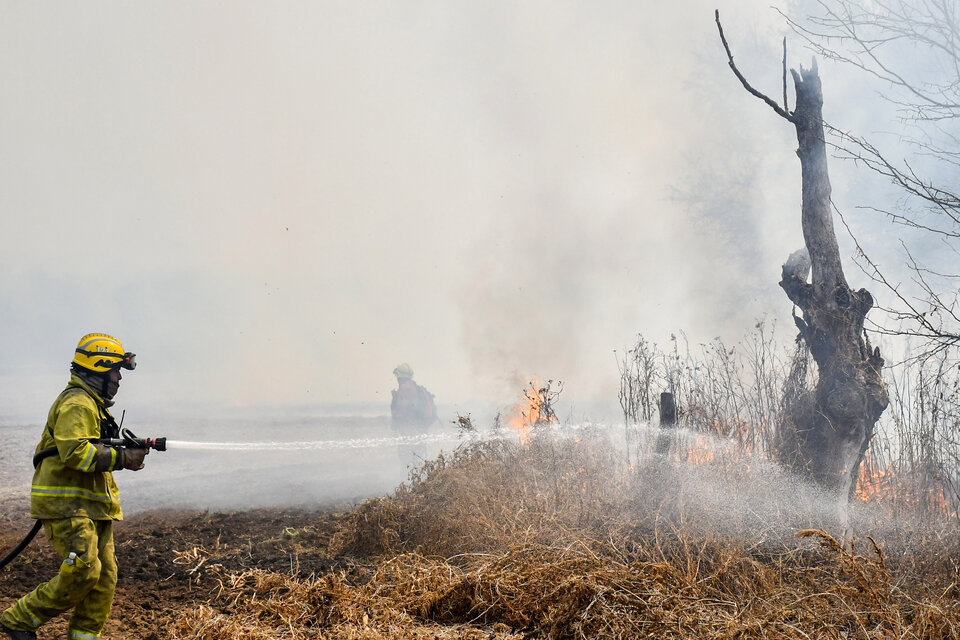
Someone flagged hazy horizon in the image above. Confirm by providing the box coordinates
[0,1,934,422]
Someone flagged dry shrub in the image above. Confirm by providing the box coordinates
[170,432,960,639]
[330,433,629,558]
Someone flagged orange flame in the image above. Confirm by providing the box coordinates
[686,434,716,465]
[855,464,893,503]
[855,458,956,517]
[506,378,556,445]
[674,411,768,465]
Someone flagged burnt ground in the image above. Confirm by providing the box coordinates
[0,506,345,639]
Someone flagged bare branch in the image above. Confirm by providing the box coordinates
[833,200,960,362]
[822,122,960,234]
[783,37,789,111]
[780,1,960,118]
[715,10,796,123]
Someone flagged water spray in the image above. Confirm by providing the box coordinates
[161,421,640,453]
[164,432,473,452]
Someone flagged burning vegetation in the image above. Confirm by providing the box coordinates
[154,429,960,639]
[617,322,960,520]
[3,361,960,638]
[505,379,563,444]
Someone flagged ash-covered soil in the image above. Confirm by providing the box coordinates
[0,506,344,639]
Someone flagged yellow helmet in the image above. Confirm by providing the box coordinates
[393,363,414,379]
[72,333,137,373]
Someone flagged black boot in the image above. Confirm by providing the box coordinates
[0,623,37,640]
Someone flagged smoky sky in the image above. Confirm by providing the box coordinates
[0,1,929,419]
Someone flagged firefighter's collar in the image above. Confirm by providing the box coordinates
[67,374,109,409]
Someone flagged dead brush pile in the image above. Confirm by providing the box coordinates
[169,432,960,639]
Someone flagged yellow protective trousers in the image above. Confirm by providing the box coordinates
[0,517,117,639]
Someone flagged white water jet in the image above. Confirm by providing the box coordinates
[162,421,639,453]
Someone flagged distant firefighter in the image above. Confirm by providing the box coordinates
[390,363,437,429]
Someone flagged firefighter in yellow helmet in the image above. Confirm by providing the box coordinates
[1,334,147,640]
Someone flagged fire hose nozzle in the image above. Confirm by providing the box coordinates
[111,428,166,451]
[97,436,167,451]
[145,437,167,452]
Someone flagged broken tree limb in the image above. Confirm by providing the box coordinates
[715,10,796,123]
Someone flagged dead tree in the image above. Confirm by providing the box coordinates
[786,0,960,363]
[716,12,888,500]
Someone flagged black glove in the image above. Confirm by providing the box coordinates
[118,447,148,471]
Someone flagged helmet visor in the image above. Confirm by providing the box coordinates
[120,352,137,370]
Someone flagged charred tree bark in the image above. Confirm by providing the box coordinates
[717,13,889,501]
[777,62,888,500]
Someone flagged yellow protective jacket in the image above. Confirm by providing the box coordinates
[30,375,124,521]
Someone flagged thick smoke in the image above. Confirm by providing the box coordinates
[0,0,932,421]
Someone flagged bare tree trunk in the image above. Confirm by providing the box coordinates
[716,13,889,501]
[776,62,888,500]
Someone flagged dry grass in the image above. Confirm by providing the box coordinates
[330,434,631,558]
[168,432,960,639]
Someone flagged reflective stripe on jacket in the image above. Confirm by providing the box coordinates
[30,375,123,521]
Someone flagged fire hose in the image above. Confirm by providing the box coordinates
[0,429,166,571]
